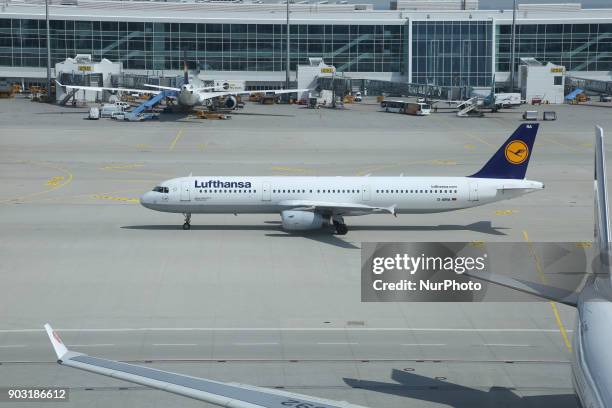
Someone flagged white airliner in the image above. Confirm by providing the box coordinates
[40,127,612,407]
[140,124,543,233]
[57,61,306,111]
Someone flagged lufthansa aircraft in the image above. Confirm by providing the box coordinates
[140,124,543,234]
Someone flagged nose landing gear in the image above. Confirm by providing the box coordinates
[183,213,191,230]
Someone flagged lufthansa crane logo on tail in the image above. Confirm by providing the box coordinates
[504,140,529,164]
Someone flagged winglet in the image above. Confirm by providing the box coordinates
[44,324,69,361]
[594,126,612,280]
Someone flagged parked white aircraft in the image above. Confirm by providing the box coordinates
[466,126,612,408]
[56,62,306,111]
[140,124,543,233]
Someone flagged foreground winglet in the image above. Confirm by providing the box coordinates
[41,329,367,408]
[44,324,69,361]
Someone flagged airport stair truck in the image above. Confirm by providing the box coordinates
[59,88,79,106]
[123,90,177,121]
[456,97,482,117]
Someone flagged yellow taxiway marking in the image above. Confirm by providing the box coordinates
[271,166,313,174]
[428,160,456,166]
[45,176,65,187]
[522,230,573,352]
[169,128,184,151]
[540,136,587,153]
[0,162,73,204]
[495,209,518,216]
[465,132,495,147]
[464,144,476,149]
[101,164,144,171]
[136,144,149,149]
[198,143,207,152]
[92,195,139,203]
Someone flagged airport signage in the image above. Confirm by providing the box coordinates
[78,65,92,71]
[320,67,335,74]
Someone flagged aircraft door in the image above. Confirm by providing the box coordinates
[362,185,371,201]
[180,181,191,201]
[468,182,479,201]
[262,182,271,201]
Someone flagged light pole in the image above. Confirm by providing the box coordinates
[509,0,517,92]
[285,0,290,89]
[45,0,52,101]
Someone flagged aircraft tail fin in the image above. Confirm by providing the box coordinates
[594,126,612,279]
[470,123,538,179]
[183,51,189,85]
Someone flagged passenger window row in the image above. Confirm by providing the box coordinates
[198,189,257,194]
[376,189,458,194]
[273,189,361,194]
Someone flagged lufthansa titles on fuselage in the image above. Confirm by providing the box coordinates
[194,179,253,189]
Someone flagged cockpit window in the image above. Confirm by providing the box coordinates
[153,186,169,193]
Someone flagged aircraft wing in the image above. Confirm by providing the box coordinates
[44,324,367,408]
[464,270,578,306]
[143,84,181,92]
[197,89,310,101]
[278,200,396,216]
[57,81,161,95]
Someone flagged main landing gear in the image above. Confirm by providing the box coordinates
[183,213,191,230]
[332,215,348,235]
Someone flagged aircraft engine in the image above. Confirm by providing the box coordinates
[281,210,323,231]
[223,95,238,110]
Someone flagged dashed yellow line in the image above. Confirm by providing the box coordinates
[495,209,518,216]
[271,166,313,174]
[0,162,73,204]
[92,195,139,203]
[101,164,144,171]
[169,128,184,151]
[522,229,573,352]
[427,160,456,166]
[465,132,495,147]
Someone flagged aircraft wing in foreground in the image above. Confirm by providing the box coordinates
[44,324,367,408]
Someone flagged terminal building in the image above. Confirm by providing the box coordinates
[0,0,611,91]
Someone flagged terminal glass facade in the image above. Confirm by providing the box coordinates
[412,20,493,87]
[496,23,612,72]
[0,18,404,73]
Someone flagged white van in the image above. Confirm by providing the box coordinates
[88,107,100,120]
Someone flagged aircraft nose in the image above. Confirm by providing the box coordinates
[140,191,154,208]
